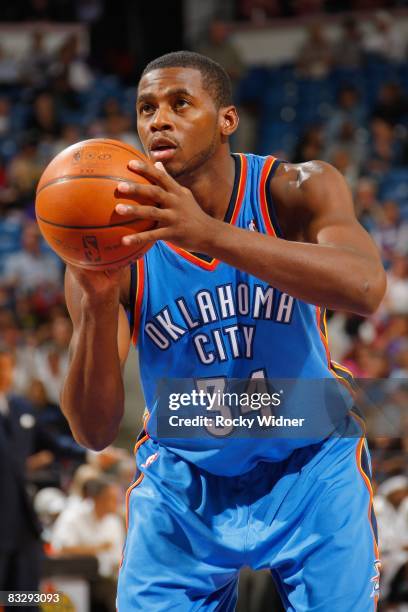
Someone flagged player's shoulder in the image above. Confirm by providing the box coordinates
[273,159,341,185]
[271,159,347,206]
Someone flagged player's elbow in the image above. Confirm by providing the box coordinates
[356,267,387,316]
[72,428,119,452]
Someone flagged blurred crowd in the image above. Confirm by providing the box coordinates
[0,0,406,23]
[236,0,408,20]
[0,6,407,611]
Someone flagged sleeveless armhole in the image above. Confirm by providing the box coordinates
[131,258,145,347]
[259,157,284,238]
[127,263,137,337]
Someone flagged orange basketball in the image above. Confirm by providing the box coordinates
[35,138,155,270]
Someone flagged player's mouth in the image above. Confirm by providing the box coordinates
[149,137,178,162]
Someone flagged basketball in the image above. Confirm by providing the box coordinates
[35,138,155,270]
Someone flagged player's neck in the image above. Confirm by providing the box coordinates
[177,150,236,221]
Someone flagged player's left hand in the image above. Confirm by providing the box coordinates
[115,159,215,252]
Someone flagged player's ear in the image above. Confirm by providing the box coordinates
[219,106,239,137]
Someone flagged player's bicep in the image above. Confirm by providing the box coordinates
[313,218,381,262]
[300,163,381,261]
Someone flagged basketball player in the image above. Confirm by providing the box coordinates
[62,52,386,610]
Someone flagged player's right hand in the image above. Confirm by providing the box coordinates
[66,263,123,300]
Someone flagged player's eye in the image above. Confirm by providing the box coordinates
[139,103,155,115]
[174,98,189,110]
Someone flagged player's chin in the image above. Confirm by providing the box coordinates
[160,158,185,178]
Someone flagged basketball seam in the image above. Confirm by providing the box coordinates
[36,174,148,195]
[36,214,145,230]
[61,249,146,267]
[80,139,146,160]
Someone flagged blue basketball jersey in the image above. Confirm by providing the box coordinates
[129,153,355,475]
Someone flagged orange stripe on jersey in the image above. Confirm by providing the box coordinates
[315,306,356,395]
[319,310,355,380]
[163,153,248,271]
[316,306,332,365]
[120,411,151,568]
[331,360,355,380]
[230,153,247,225]
[167,246,220,271]
[355,432,381,610]
[132,257,145,346]
[259,156,278,236]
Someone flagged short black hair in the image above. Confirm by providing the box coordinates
[140,51,233,108]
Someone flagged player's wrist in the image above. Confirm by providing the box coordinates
[80,288,120,312]
[195,216,224,255]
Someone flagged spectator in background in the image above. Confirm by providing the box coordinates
[99,99,141,150]
[325,85,366,144]
[0,156,19,213]
[329,148,359,190]
[363,10,405,62]
[33,487,66,546]
[332,17,363,69]
[27,379,71,438]
[0,344,83,592]
[2,223,62,296]
[296,23,333,79]
[0,346,43,602]
[353,176,382,233]
[20,31,51,89]
[384,255,408,316]
[238,0,281,21]
[197,20,257,153]
[49,34,94,93]
[198,19,245,96]
[51,476,125,612]
[342,342,389,378]
[6,137,43,207]
[0,44,20,88]
[371,200,408,264]
[292,125,324,162]
[391,343,408,379]
[372,82,408,127]
[32,315,71,405]
[26,91,62,140]
[55,463,101,528]
[52,123,83,157]
[374,476,408,600]
[376,315,408,364]
[324,119,366,179]
[363,117,401,177]
[0,97,11,137]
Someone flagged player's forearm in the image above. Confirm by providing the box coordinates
[61,296,124,451]
[202,221,385,315]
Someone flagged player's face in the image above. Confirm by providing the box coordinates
[136,67,221,178]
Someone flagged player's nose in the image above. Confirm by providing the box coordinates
[150,108,173,132]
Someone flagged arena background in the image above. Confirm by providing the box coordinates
[0,0,407,610]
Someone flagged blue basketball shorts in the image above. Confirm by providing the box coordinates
[117,417,380,611]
